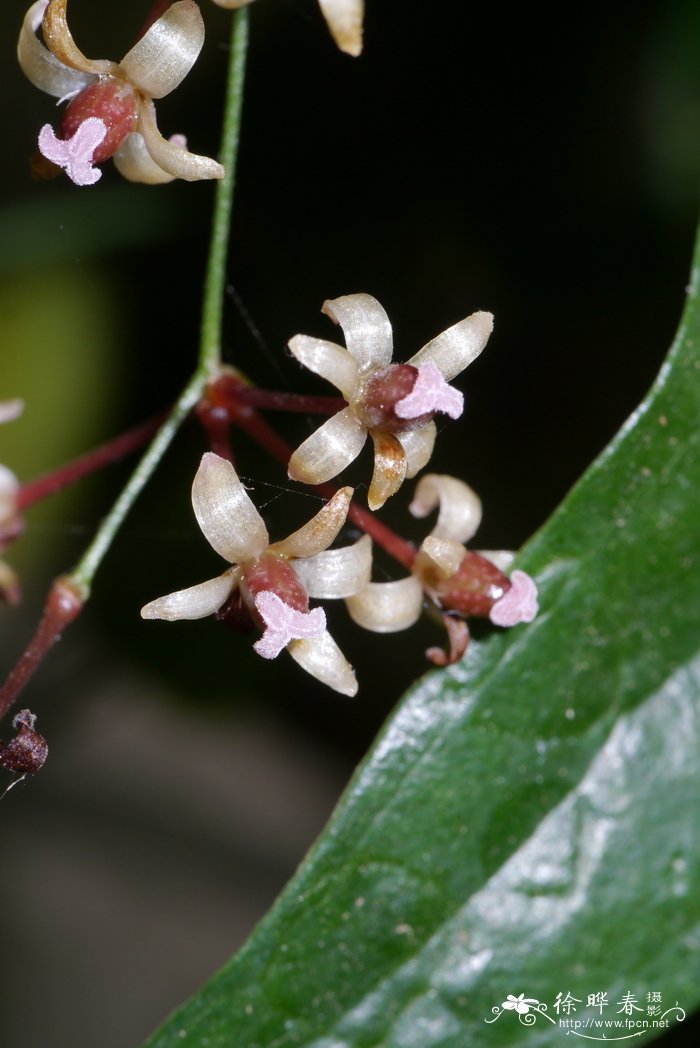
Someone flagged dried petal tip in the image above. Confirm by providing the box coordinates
[489,570,539,627]
[318,0,364,56]
[253,591,326,659]
[38,117,107,185]
[395,362,464,421]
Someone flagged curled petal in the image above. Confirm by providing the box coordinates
[367,430,406,511]
[0,400,24,424]
[346,576,423,633]
[42,0,116,76]
[420,535,465,578]
[192,452,268,563]
[141,568,238,621]
[120,1,205,99]
[318,0,364,56]
[293,534,372,599]
[38,118,106,186]
[395,361,464,420]
[138,99,224,181]
[395,420,437,479]
[425,614,469,667]
[271,487,353,560]
[253,591,326,659]
[408,310,493,382]
[18,0,94,98]
[112,131,181,184]
[288,335,359,400]
[409,473,483,543]
[287,630,358,697]
[288,407,366,485]
[322,294,393,372]
[489,570,539,627]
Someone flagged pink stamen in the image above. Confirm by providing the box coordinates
[489,570,539,627]
[395,362,464,420]
[253,590,326,659]
[38,118,107,187]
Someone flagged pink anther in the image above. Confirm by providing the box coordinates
[489,570,539,627]
[395,362,464,420]
[38,118,107,186]
[253,590,326,659]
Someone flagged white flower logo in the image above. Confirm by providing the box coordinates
[502,993,540,1015]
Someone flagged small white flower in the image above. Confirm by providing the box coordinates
[287,294,493,509]
[141,452,372,695]
[18,0,223,185]
[346,473,538,637]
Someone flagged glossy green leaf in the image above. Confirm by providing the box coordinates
[143,232,700,1048]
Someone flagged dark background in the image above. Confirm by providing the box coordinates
[1,2,698,1046]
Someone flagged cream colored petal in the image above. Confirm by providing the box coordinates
[192,452,268,563]
[419,536,465,578]
[367,430,406,510]
[42,0,116,76]
[292,534,372,599]
[119,1,204,99]
[478,549,516,572]
[346,576,423,633]
[18,1,94,98]
[112,132,177,183]
[408,310,494,381]
[288,335,359,400]
[0,466,20,526]
[271,487,353,559]
[322,294,393,372]
[395,420,437,479]
[288,408,366,485]
[409,473,483,543]
[287,630,358,696]
[318,0,364,56]
[141,568,238,621]
[138,99,224,181]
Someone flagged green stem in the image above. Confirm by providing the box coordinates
[68,8,249,599]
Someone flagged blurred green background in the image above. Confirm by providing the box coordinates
[1,2,699,1046]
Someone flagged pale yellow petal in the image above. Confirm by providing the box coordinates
[42,0,116,76]
[408,310,493,382]
[367,430,406,510]
[288,408,366,485]
[271,487,352,559]
[419,535,466,578]
[112,132,177,184]
[322,294,393,372]
[138,99,224,181]
[409,473,482,543]
[395,420,437,479]
[191,452,268,563]
[292,534,371,599]
[119,0,204,99]
[287,630,358,696]
[346,576,424,633]
[318,0,364,56]
[141,568,238,621]
[288,335,359,400]
[18,1,94,98]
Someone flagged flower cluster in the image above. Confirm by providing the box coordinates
[143,296,539,694]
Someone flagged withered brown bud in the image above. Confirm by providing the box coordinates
[0,709,48,775]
